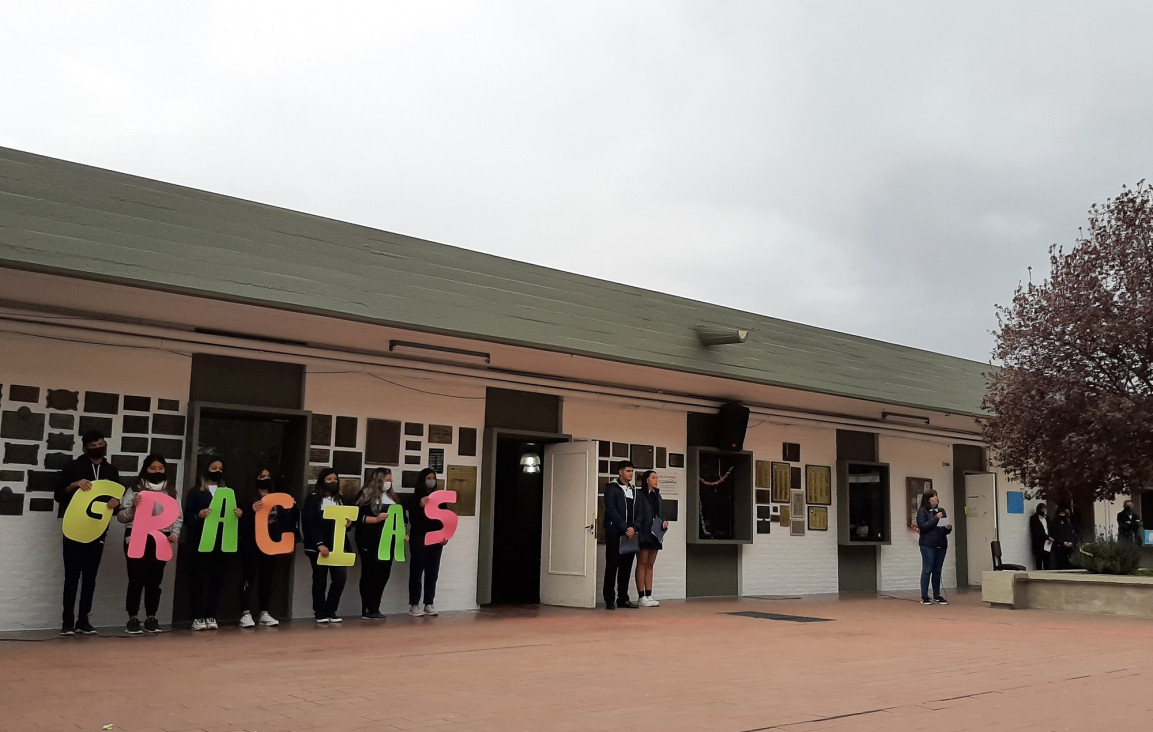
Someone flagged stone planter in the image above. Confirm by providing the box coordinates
[983,570,1153,619]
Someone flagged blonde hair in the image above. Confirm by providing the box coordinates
[357,468,398,511]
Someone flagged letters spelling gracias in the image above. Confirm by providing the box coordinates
[62,480,459,566]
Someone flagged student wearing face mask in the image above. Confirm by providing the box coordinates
[1051,506,1078,570]
[355,468,401,620]
[302,468,351,623]
[408,468,449,617]
[915,489,952,605]
[184,459,241,631]
[116,455,181,634]
[237,468,290,629]
[1030,503,1054,570]
[54,430,122,635]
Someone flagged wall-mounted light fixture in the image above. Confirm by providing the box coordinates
[388,340,491,367]
[881,411,930,426]
[696,325,749,347]
[520,447,541,474]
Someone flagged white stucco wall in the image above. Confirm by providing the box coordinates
[0,331,191,631]
[740,420,840,595]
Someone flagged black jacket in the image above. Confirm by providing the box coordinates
[238,493,295,545]
[1052,516,1078,547]
[916,507,952,548]
[1029,513,1053,554]
[603,478,636,537]
[54,456,122,540]
[1118,509,1142,543]
[409,483,445,537]
[301,493,350,553]
[633,488,664,542]
[183,488,225,547]
[355,498,401,552]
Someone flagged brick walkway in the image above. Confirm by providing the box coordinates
[2,590,1150,731]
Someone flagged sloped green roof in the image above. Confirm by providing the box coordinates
[0,146,991,415]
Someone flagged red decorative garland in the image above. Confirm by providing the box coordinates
[699,466,735,487]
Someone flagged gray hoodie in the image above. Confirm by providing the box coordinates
[117,480,183,541]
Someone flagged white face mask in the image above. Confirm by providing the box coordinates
[383,481,392,490]
[425,478,437,489]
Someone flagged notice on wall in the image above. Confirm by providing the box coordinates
[658,471,681,496]
[1006,491,1025,514]
[429,448,445,473]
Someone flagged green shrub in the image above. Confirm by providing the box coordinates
[1072,538,1141,575]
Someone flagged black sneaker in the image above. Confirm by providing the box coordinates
[934,597,949,605]
[144,617,162,633]
[618,600,639,609]
[125,618,143,635]
[328,615,343,623]
[605,602,616,610]
[921,597,932,605]
[75,620,98,634]
[60,623,75,636]
[362,611,386,620]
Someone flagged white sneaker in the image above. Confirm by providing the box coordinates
[408,604,424,617]
[424,604,438,616]
[639,596,659,607]
[191,618,208,631]
[206,618,218,630]
[258,611,279,627]
[239,612,255,629]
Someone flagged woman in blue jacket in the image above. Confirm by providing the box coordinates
[916,489,952,605]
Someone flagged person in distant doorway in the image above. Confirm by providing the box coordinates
[915,489,951,605]
[54,430,122,635]
[237,468,291,628]
[633,470,668,607]
[408,468,451,617]
[184,459,240,631]
[603,460,638,610]
[302,468,351,623]
[356,468,401,619]
[1029,503,1054,570]
[1118,500,1143,544]
[117,455,181,634]
[1051,506,1078,570]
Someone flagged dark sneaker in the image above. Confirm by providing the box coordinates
[605,602,616,610]
[618,599,639,609]
[60,624,75,636]
[921,597,932,605]
[361,611,386,620]
[125,618,143,635]
[934,597,949,605]
[76,620,98,634]
[144,617,161,633]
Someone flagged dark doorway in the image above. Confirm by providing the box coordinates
[172,404,309,624]
[490,437,546,604]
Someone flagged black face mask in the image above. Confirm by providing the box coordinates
[257,478,274,490]
[207,470,224,483]
[324,480,340,494]
[86,446,107,461]
[146,473,166,485]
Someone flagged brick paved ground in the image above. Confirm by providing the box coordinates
[1,589,1150,731]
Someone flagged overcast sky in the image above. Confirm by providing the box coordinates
[4,1,1153,363]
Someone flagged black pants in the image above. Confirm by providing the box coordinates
[1033,550,1051,571]
[307,552,347,618]
[239,542,277,613]
[408,537,442,606]
[190,548,226,619]
[62,537,105,627]
[603,532,635,605]
[124,536,168,617]
[358,548,393,614]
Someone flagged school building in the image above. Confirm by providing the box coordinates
[0,146,1103,632]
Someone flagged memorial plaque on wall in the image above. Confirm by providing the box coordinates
[428,425,453,444]
[598,441,611,458]
[79,416,113,439]
[611,442,629,458]
[0,487,24,516]
[49,413,75,430]
[404,422,424,437]
[332,450,363,476]
[27,471,57,492]
[335,416,358,448]
[84,391,120,414]
[791,519,806,537]
[446,465,477,517]
[2,410,46,441]
[310,448,330,464]
[157,399,180,412]
[4,443,39,465]
[428,448,445,473]
[757,519,772,534]
[29,497,54,512]
[46,390,79,411]
[10,385,40,403]
[755,460,773,489]
[0,470,24,482]
[365,418,401,465]
[47,433,74,451]
[122,415,149,435]
[630,445,654,469]
[405,455,422,465]
[405,440,421,452]
[44,452,72,470]
[770,462,791,502]
[149,438,183,461]
[151,414,186,436]
[311,415,332,446]
[656,447,667,469]
[458,427,477,457]
[669,453,685,468]
[805,465,832,506]
[121,436,148,453]
[123,396,151,412]
[808,506,829,531]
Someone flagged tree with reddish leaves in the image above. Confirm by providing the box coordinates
[983,182,1153,504]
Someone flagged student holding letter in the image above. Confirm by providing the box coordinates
[55,430,122,635]
[356,468,403,620]
[116,455,181,634]
[237,468,292,628]
[302,468,351,623]
[408,468,449,617]
[184,459,240,631]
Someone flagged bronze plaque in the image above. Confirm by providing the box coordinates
[446,464,477,517]
[806,465,832,505]
[755,460,773,489]
[771,462,791,503]
[808,505,829,531]
[428,425,453,444]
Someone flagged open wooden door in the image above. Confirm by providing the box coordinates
[539,441,598,607]
[964,472,998,586]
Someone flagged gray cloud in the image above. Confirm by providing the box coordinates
[4,1,1153,362]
